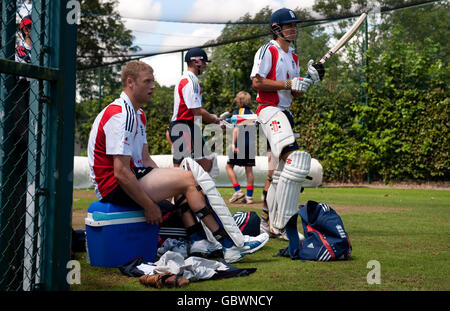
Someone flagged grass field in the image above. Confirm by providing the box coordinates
[71,187,450,291]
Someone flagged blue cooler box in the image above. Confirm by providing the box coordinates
[85,201,159,268]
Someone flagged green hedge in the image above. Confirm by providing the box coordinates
[293,29,449,182]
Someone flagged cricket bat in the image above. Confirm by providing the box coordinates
[306,12,367,79]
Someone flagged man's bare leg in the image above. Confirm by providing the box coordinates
[195,157,212,173]
[138,167,219,233]
[226,163,238,185]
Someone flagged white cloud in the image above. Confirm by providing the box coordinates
[143,53,183,87]
[116,0,162,20]
[283,0,316,12]
[186,0,276,22]
[115,0,163,53]
[185,0,316,22]
[159,26,223,52]
[144,25,223,87]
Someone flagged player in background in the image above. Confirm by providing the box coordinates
[250,8,324,258]
[226,91,256,204]
[169,48,220,178]
[15,15,32,69]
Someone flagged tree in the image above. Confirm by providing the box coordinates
[361,30,449,181]
[140,83,174,155]
[76,0,139,101]
[75,0,139,152]
[201,8,272,114]
[306,0,449,182]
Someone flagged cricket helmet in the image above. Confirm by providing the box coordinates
[185,48,211,63]
[270,8,301,26]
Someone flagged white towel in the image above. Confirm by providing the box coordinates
[138,251,229,281]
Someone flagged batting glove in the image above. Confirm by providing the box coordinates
[307,59,323,84]
[291,77,313,93]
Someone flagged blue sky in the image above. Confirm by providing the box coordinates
[115,0,316,86]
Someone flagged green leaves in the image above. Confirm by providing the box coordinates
[293,2,449,182]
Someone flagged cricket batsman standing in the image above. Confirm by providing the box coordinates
[250,8,324,258]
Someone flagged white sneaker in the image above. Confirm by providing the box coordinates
[229,190,245,203]
[260,224,305,241]
[240,196,253,204]
[189,238,222,257]
[272,227,305,241]
[223,232,269,263]
[259,220,283,239]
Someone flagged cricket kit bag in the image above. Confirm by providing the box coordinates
[276,200,352,261]
[232,211,261,237]
[296,200,352,261]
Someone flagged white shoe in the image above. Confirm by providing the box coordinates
[229,190,245,203]
[189,238,222,257]
[223,232,269,263]
[241,196,253,204]
[260,223,305,241]
[271,227,305,241]
[260,221,283,239]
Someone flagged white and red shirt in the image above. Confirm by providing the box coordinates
[171,71,202,124]
[250,40,300,114]
[88,92,148,200]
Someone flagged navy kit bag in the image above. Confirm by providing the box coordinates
[277,200,352,261]
[298,200,352,261]
[233,211,261,237]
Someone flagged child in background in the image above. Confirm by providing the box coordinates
[226,91,256,204]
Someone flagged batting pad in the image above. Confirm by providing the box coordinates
[258,106,295,159]
[273,151,311,229]
[266,162,282,234]
[181,158,245,247]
